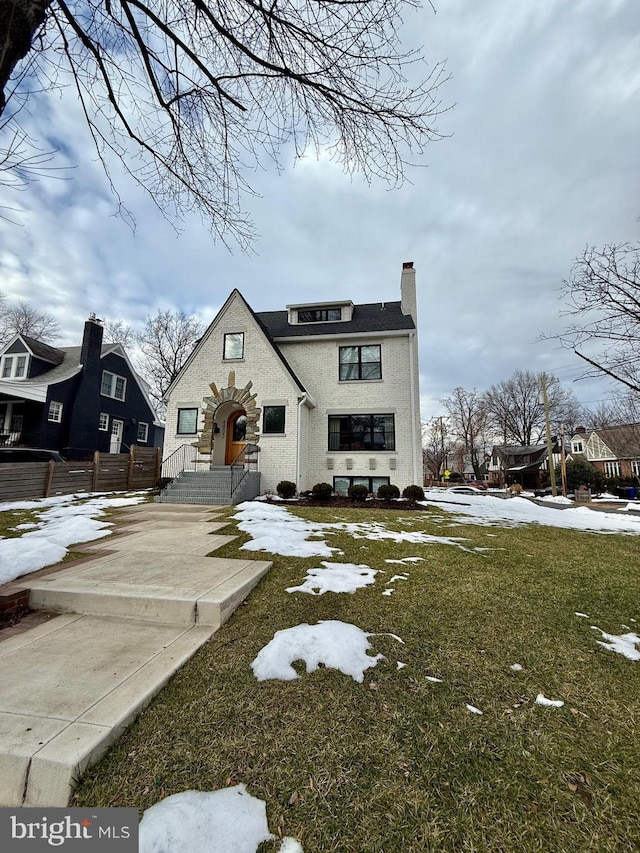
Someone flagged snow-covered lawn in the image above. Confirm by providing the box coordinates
[0,492,147,585]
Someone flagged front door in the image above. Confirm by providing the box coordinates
[110,419,124,453]
[225,411,247,464]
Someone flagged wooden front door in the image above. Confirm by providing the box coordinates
[225,411,247,464]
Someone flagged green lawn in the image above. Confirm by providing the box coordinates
[73,504,640,852]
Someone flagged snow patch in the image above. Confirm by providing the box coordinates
[139,786,279,853]
[251,621,399,683]
[591,627,640,661]
[286,562,376,595]
[535,694,564,708]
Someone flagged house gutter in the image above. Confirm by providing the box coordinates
[296,392,316,489]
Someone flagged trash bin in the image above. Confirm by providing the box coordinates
[629,487,636,500]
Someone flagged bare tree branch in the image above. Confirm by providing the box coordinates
[543,242,640,395]
[1,0,449,245]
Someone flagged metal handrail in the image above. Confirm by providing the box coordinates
[161,443,202,480]
[229,443,259,500]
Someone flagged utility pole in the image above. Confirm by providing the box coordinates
[560,424,568,497]
[541,373,557,497]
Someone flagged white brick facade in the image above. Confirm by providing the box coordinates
[163,269,422,495]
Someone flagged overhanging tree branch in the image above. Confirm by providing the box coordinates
[1,0,449,244]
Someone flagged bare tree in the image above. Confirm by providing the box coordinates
[422,417,453,481]
[135,309,203,406]
[1,0,448,244]
[547,242,640,394]
[0,297,61,345]
[483,370,581,446]
[103,318,136,349]
[441,387,488,476]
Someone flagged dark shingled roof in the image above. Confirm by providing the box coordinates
[20,335,65,365]
[256,301,415,338]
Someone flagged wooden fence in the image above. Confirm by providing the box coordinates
[0,446,162,503]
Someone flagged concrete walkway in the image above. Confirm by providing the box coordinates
[0,503,271,807]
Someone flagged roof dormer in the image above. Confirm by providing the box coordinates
[286,300,354,325]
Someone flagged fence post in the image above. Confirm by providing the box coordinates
[44,459,55,498]
[128,445,136,489]
[92,451,100,491]
[155,447,162,484]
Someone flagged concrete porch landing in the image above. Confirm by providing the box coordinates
[0,503,271,807]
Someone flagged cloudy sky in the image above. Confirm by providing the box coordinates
[1,0,638,421]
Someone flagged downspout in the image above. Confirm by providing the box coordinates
[409,331,419,485]
[296,394,308,489]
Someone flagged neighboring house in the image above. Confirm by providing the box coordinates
[488,443,561,489]
[0,316,163,459]
[162,263,422,498]
[568,425,640,481]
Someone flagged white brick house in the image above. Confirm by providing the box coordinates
[162,263,422,498]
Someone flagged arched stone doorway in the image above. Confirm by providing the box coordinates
[195,370,261,466]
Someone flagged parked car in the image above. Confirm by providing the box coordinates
[467,480,488,490]
[0,448,65,463]
[448,485,487,495]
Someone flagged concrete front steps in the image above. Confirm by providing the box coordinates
[0,504,271,807]
[158,469,261,505]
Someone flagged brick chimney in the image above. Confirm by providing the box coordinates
[575,426,587,435]
[400,261,417,322]
[80,313,104,367]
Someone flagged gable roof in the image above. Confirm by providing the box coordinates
[21,335,66,365]
[1,334,65,365]
[257,300,415,339]
[163,289,307,401]
[0,343,156,415]
[590,424,640,458]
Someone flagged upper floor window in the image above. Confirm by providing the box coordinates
[339,345,381,381]
[177,408,198,434]
[298,308,341,323]
[137,422,149,442]
[101,370,127,401]
[572,441,583,453]
[328,414,395,451]
[1,355,29,379]
[223,332,244,360]
[48,401,63,423]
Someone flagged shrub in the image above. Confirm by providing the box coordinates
[377,484,400,501]
[448,471,462,482]
[276,480,296,499]
[311,482,334,501]
[348,484,369,502]
[402,484,425,501]
[509,483,523,495]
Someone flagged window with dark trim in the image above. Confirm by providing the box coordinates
[298,308,341,323]
[339,345,381,381]
[177,408,198,434]
[333,476,390,495]
[223,332,244,360]
[263,405,285,434]
[328,414,395,451]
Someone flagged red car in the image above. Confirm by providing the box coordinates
[467,480,488,490]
